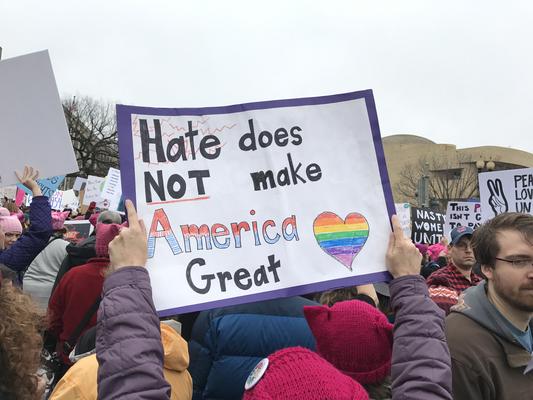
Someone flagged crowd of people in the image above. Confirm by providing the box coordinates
[1,166,533,399]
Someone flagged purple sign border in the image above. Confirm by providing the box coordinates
[117,90,395,316]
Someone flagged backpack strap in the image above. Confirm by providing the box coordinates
[63,296,101,354]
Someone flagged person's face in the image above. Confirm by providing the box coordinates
[4,231,21,248]
[483,229,533,313]
[449,236,476,270]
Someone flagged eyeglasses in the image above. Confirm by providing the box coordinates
[495,257,533,269]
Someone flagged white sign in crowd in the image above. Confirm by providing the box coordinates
[117,91,395,314]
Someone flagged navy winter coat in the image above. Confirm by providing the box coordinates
[188,296,317,400]
[0,196,52,283]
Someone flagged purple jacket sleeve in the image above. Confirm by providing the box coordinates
[96,267,170,400]
[0,196,52,271]
[390,275,452,400]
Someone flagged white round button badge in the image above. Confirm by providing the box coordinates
[244,358,270,390]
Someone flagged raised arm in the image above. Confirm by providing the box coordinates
[387,215,452,400]
[96,200,170,399]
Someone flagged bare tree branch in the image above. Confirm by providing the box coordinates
[63,96,119,177]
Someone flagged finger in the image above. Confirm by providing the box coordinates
[24,165,29,179]
[32,168,39,180]
[391,215,405,242]
[139,219,147,237]
[125,199,140,229]
[386,232,395,257]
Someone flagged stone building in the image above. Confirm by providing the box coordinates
[383,134,533,208]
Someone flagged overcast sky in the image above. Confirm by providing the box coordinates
[2,0,532,153]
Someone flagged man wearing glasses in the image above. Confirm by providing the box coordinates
[446,212,533,400]
[426,225,483,313]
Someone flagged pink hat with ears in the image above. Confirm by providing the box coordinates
[0,216,23,234]
[51,211,70,231]
[304,300,393,385]
[95,221,128,258]
[0,208,10,217]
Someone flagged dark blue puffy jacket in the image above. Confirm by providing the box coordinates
[188,296,317,399]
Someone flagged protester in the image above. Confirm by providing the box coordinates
[0,166,53,284]
[50,323,192,400]
[51,210,122,294]
[426,226,482,313]
[47,221,122,370]
[446,212,533,399]
[24,210,70,309]
[96,199,171,399]
[0,274,46,399]
[188,296,317,399]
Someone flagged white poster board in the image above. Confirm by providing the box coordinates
[73,177,87,191]
[444,201,482,237]
[117,91,395,315]
[479,167,533,221]
[82,175,106,207]
[101,167,122,211]
[394,203,412,239]
[60,189,79,210]
[0,51,78,187]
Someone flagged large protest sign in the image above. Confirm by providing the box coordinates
[411,206,445,244]
[444,201,481,237]
[101,167,122,210]
[0,51,78,187]
[117,90,395,315]
[479,167,533,221]
[395,203,412,239]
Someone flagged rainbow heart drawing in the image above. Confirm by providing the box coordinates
[313,212,370,271]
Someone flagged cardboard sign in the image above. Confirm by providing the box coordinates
[479,167,533,221]
[0,51,78,187]
[17,175,65,198]
[63,220,93,244]
[101,167,122,211]
[82,175,107,207]
[411,206,445,244]
[117,90,395,315]
[394,203,412,239]
[444,201,482,237]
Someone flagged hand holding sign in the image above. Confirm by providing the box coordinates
[487,179,509,216]
[109,200,147,273]
[15,166,41,196]
[386,215,422,278]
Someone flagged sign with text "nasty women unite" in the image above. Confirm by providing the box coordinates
[117,91,395,315]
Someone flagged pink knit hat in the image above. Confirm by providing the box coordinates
[0,216,23,234]
[304,300,393,384]
[242,347,368,400]
[0,207,10,217]
[95,222,126,257]
[51,211,70,231]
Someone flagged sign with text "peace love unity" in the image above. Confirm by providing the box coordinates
[117,91,395,315]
